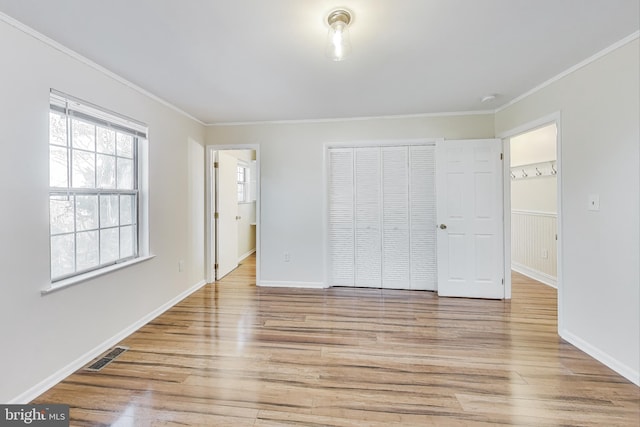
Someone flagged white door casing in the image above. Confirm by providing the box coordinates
[216,151,239,279]
[436,139,504,299]
[208,149,216,282]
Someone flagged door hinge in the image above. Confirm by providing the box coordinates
[501,278,504,285]
[214,162,219,168]
[214,212,219,219]
[214,263,218,270]
[500,153,504,160]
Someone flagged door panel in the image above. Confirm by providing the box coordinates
[216,152,239,279]
[409,145,437,290]
[436,139,504,299]
[354,147,381,287]
[328,148,355,286]
[382,147,410,289]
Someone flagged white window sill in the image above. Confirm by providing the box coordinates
[41,255,156,295]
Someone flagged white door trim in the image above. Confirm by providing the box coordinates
[325,138,442,149]
[205,144,260,285]
[497,112,563,331]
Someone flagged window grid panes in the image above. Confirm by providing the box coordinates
[237,165,249,203]
[49,94,142,282]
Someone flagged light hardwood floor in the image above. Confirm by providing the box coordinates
[34,256,640,426]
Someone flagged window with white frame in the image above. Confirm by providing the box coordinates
[237,163,250,203]
[49,90,147,282]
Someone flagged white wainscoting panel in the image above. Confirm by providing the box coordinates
[511,210,557,287]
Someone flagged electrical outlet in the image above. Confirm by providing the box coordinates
[178,260,184,272]
[588,194,600,211]
[283,252,290,262]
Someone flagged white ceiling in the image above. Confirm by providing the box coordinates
[1,0,638,124]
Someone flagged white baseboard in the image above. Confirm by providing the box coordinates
[560,329,639,386]
[258,280,326,289]
[512,263,557,288]
[9,279,208,404]
[238,248,256,263]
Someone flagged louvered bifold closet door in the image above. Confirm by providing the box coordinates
[381,146,411,289]
[328,148,355,286]
[329,144,437,290]
[354,147,382,287]
[409,145,437,290]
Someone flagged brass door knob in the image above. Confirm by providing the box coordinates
[439,224,447,230]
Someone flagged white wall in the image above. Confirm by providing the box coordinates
[510,124,557,166]
[207,114,494,286]
[0,18,206,402]
[237,202,257,260]
[496,38,640,384]
[510,124,557,213]
[188,139,206,282]
[511,178,557,213]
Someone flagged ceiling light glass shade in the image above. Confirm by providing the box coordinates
[326,9,352,61]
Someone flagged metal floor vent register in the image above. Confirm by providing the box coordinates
[85,346,129,372]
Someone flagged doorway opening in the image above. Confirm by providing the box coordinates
[206,145,259,284]
[501,114,562,328]
[509,123,558,288]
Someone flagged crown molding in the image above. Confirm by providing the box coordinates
[206,110,494,127]
[0,12,205,126]
[495,30,640,113]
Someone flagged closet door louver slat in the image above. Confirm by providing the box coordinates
[354,147,382,287]
[409,145,437,290]
[381,147,410,289]
[328,148,355,286]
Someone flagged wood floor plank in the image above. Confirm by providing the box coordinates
[32,258,640,425]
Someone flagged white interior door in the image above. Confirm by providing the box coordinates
[436,139,504,298]
[216,151,239,279]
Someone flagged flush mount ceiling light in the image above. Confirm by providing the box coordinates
[326,8,353,61]
[481,94,497,103]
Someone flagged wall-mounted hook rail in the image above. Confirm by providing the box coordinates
[510,160,558,180]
